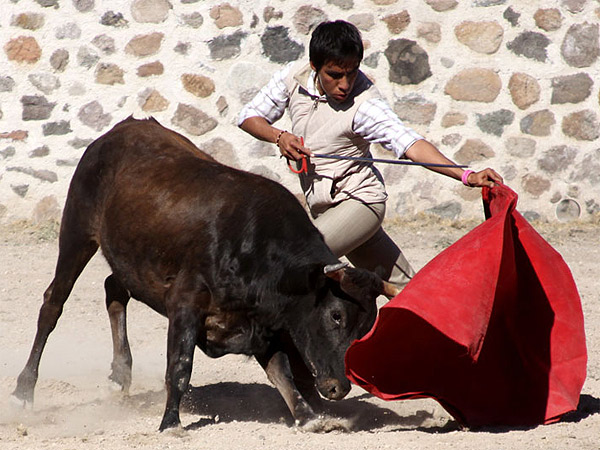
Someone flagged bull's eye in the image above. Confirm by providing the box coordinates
[331,311,343,326]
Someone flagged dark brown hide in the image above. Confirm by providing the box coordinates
[13,117,384,430]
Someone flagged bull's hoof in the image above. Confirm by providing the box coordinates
[108,361,132,393]
[10,386,34,410]
[298,414,352,433]
[159,412,181,432]
[9,393,33,410]
[162,426,188,437]
[108,370,131,393]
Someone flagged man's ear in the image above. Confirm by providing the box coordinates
[309,61,317,72]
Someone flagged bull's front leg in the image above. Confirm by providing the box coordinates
[255,348,317,426]
[159,290,203,431]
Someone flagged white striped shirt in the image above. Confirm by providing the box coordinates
[237,62,423,159]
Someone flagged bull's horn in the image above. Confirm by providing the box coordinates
[382,280,401,299]
[323,262,349,274]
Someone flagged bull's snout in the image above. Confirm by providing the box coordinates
[317,377,351,401]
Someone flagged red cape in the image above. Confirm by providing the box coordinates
[346,184,587,427]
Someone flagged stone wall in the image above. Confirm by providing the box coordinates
[1,0,599,225]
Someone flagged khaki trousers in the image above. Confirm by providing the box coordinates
[312,200,415,288]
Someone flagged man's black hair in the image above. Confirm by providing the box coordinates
[309,20,363,72]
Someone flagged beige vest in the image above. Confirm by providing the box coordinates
[284,62,388,215]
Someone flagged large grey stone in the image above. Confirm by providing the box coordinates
[427,201,462,220]
[261,27,304,63]
[200,138,238,167]
[476,109,514,136]
[384,39,431,85]
[21,95,56,121]
[138,88,169,112]
[43,121,72,136]
[453,139,495,165]
[0,76,16,92]
[228,62,272,104]
[393,94,436,125]
[55,22,82,40]
[131,0,171,23]
[78,101,112,131]
[293,6,327,35]
[1,147,16,159]
[6,166,58,183]
[32,196,61,224]
[520,109,555,136]
[28,73,60,94]
[537,145,578,174]
[505,136,536,158]
[11,12,45,30]
[171,104,218,136]
[73,0,95,12]
[263,7,283,23]
[209,31,247,60]
[69,138,93,149]
[551,73,593,104]
[327,0,353,10]
[424,0,458,11]
[417,22,441,44]
[571,149,600,185]
[507,31,550,62]
[29,145,50,157]
[95,63,125,85]
[562,110,600,141]
[181,12,203,28]
[521,174,551,197]
[101,11,129,27]
[77,46,100,68]
[348,13,375,31]
[92,34,116,55]
[503,7,520,26]
[50,49,69,72]
[561,23,599,68]
[562,0,587,14]
[11,184,29,198]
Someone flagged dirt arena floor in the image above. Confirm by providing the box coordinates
[1,216,598,449]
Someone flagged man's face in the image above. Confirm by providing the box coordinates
[311,59,360,103]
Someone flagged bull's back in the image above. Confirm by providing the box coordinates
[64,117,330,313]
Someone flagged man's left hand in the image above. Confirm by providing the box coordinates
[467,168,504,188]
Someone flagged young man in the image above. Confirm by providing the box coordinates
[238,20,503,287]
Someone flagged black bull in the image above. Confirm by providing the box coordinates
[12,117,400,430]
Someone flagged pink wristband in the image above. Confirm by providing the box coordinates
[461,169,475,186]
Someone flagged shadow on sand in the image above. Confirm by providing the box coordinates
[124,383,599,433]
[177,381,458,432]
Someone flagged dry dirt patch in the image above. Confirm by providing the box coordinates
[1,217,598,450]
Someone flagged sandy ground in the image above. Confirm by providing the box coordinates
[0,217,598,450]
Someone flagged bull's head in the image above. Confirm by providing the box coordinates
[285,263,400,401]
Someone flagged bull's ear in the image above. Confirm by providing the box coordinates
[325,263,402,300]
